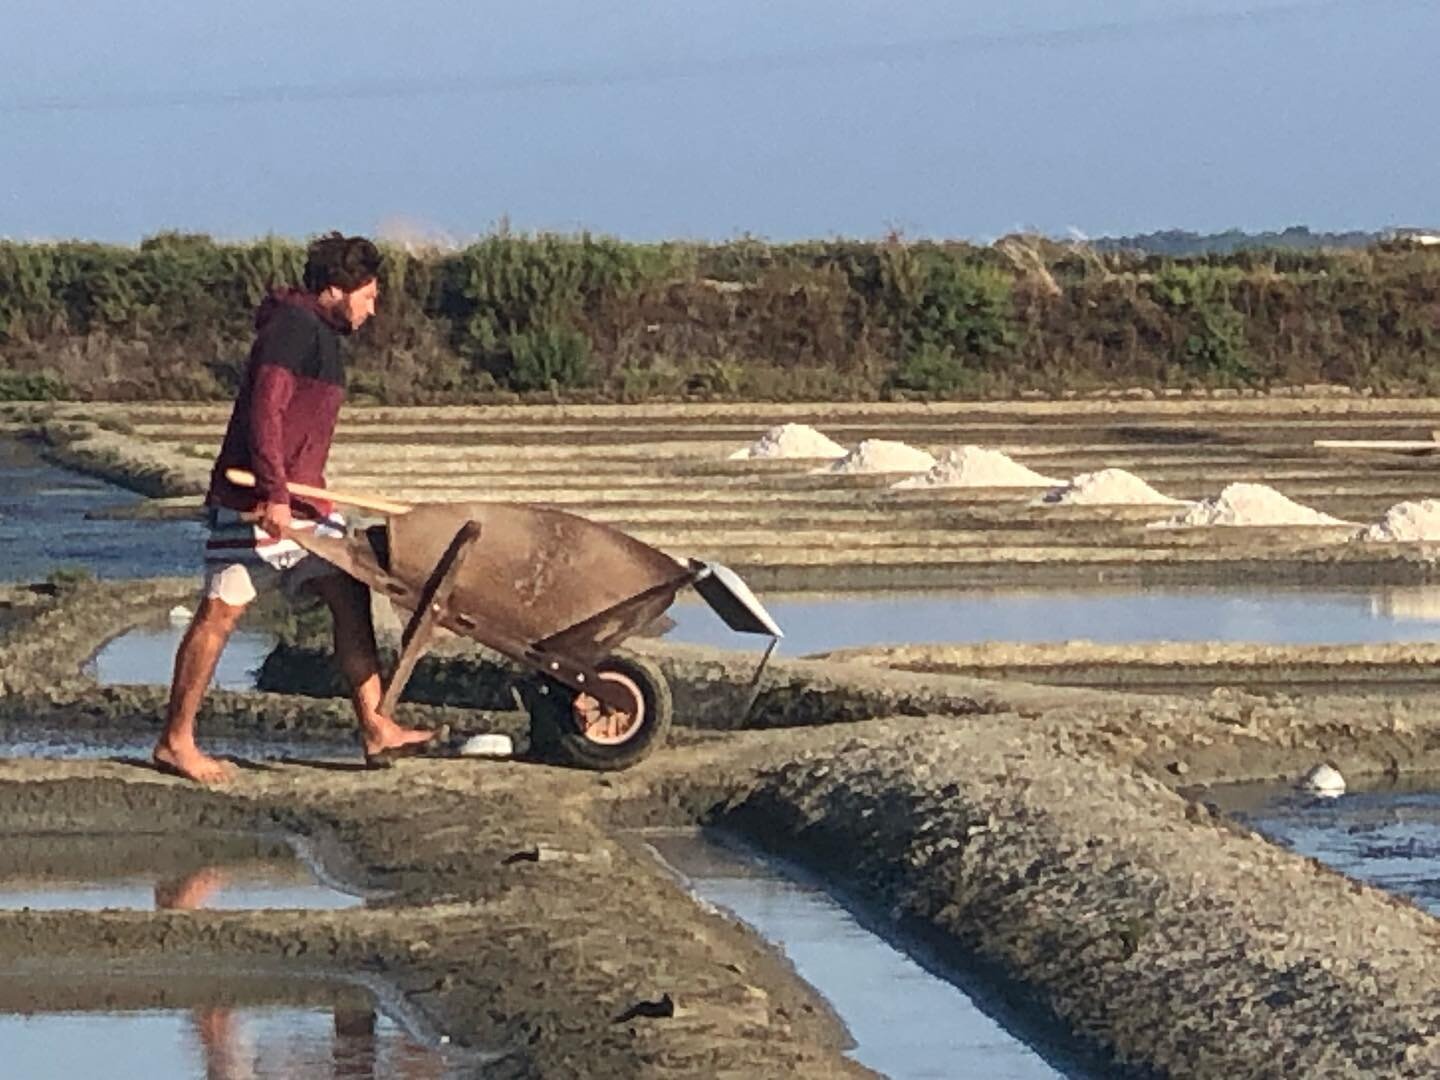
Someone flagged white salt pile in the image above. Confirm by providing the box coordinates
[1153,482,1348,528]
[1036,467,1184,506]
[728,423,848,460]
[892,446,1059,489]
[820,439,938,475]
[1361,499,1440,542]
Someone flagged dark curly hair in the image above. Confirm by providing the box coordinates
[303,232,382,293]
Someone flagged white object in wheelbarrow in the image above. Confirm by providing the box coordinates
[459,734,515,758]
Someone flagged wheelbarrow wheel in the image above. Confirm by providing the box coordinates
[523,653,673,771]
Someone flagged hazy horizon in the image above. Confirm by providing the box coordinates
[4,0,1437,244]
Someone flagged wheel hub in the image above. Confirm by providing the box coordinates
[573,670,646,745]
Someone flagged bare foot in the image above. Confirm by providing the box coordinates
[361,718,436,761]
[153,741,236,785]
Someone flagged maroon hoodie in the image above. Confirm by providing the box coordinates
[206,289,350,520]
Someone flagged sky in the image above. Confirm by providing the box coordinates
[1,1,1436,245]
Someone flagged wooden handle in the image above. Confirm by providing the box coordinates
[224,468,413,515]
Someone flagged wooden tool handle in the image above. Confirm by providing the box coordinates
[224,468,413,515]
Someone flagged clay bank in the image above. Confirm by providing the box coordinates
[6,581,1440,1076]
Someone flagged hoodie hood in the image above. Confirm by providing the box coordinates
[255,287,353,335]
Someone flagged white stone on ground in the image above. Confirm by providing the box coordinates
[819,439,938,475]
[168,605,193,625]
[1036,467,1185,506]
[1361,499,1440,542]
[1151,482,1349,527]
[728,423,847,460]
[1298,763,1346,797]
[891,446,1059,489]
[459,733,515,758]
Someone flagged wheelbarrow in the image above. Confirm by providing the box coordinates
[226,469,783,770]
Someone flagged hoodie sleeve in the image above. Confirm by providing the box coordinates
[247,306,316,505]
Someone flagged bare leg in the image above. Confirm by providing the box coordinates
[306,574,434,759]
[154,596,246,783]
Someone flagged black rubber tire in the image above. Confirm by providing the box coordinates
[521,653,673,771]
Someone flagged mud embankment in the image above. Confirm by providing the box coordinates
[610,718,1440,1078]
[11,581,1440,1074]
[0,762,867,1079]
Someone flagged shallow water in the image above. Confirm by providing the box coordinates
[0,832,361,912]
[0,973,459,1080]
[646,830,1103,1080]
[0,437,202,582]
[88,622,276,691]
[1215,777,1440,916]
[667,586,1440,654]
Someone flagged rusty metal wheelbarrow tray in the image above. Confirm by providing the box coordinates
[289,500,781,722]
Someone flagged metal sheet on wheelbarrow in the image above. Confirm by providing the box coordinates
[388,502,686,642]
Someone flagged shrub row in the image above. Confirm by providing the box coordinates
[1,232,1437,402]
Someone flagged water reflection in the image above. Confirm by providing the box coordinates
[1370,587,1440,624]
[0,833,360,911]
[0,994,453,1079]
[147,870,443,1080]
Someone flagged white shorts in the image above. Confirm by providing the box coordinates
[202,507,347,607]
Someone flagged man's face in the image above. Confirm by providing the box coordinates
[336,279,379,330]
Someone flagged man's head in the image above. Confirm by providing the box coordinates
[304,232,382,331]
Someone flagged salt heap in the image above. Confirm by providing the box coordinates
[892,445,1059,489]
[1153,482,1347,528]
[1361,499,1440,542]
[1037,467,1184,506]
[728,423,847,460]
[821,439,937,475]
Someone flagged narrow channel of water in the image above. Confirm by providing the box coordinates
[645,829,1109,1080]
[0,972,460,1080]
[0,832,361,912]
[0,437,202,582]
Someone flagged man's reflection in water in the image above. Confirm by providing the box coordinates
[332,1006,377,1078]
[152,868,442,1079]
[154,868,259,1080]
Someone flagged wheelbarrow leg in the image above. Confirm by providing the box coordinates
[379,521,483,718]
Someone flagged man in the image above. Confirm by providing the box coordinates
[155,232,433,783]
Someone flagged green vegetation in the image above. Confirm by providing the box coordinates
[0,231,1437,402]
[42,566,96,592]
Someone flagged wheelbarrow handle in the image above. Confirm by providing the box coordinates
[224,468,414,516]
